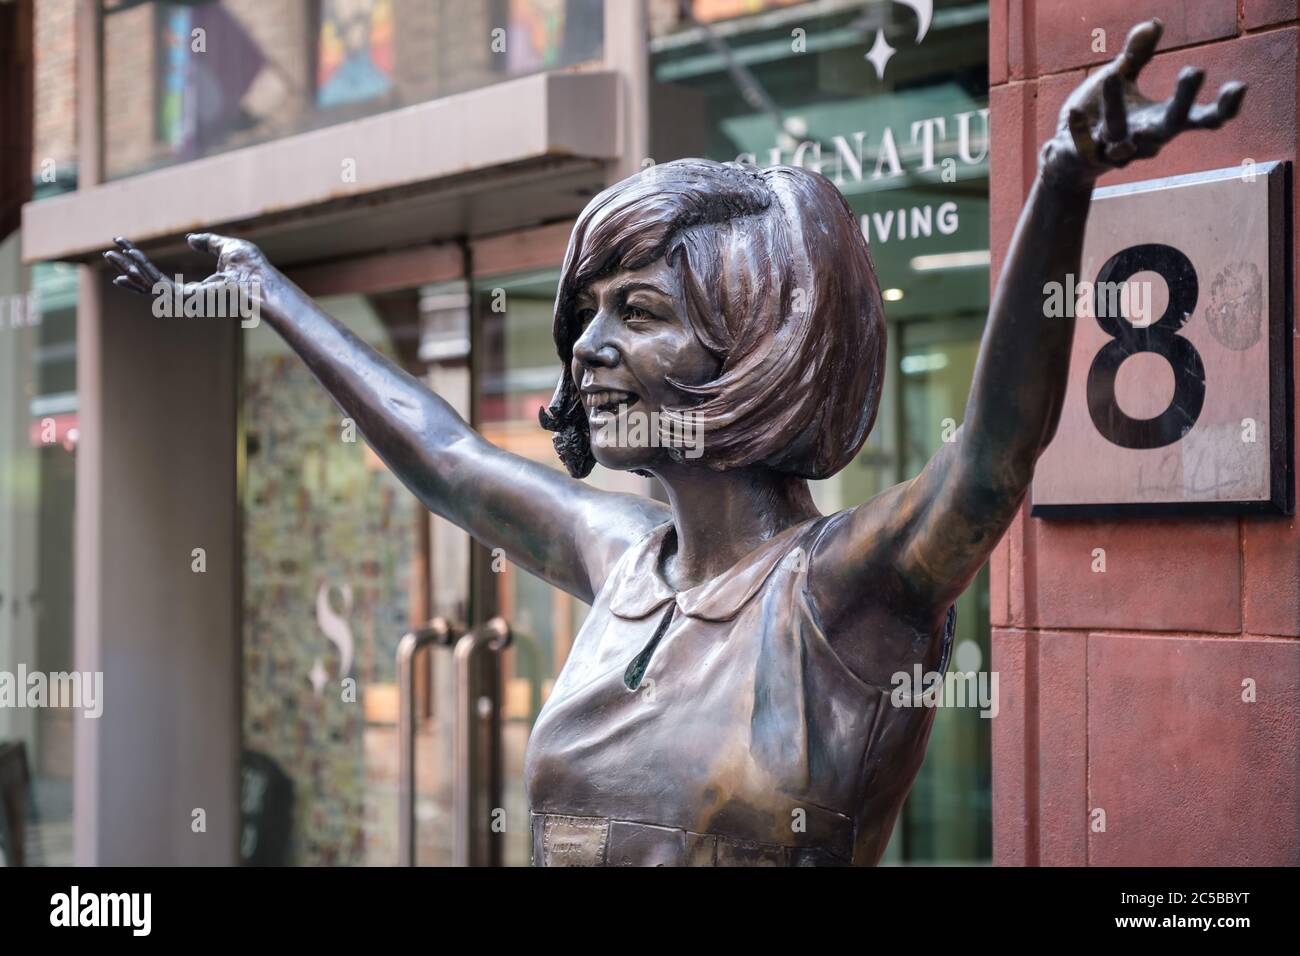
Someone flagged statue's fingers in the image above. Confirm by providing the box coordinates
[112,274,146,295]
[1103,139,1137,166]
[1116,19,1163,81]
[186,232,229,257]
[103,250,142,283]
[1101,73,1128,143]
[123,245,166,286]
[103,249,128,272]
[1066,107,1097,160]
[1161,66,1203,134]
[1221,81,1248,119]
[1128,126,1164,160]
[1188,82,1247,130]
[106,262,149,295]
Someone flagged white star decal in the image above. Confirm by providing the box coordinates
[309,658,328,696]
[865,29,896,81]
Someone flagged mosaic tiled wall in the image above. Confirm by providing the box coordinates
[242,351,417,866]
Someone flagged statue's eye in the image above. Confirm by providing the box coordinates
[623,306,652,323]
[576,308,596,327]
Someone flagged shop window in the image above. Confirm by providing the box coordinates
[316,0,395,111]
[102,0,606,180]
[0,227,80,868]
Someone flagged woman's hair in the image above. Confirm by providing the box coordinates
[540,158,886,480]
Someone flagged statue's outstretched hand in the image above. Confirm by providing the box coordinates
[1040,19,1246,189]
[104,232,270,313]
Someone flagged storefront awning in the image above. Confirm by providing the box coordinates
[21,70,620,267]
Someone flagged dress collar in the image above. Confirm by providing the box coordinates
[607,517,824,623]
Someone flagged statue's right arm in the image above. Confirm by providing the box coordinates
[104,233,669,604]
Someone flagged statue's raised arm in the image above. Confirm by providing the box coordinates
[104,232,668,605]
[810,19,1247,683]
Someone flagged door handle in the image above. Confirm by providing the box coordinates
[453,617,511,867]
[397,618,458,867]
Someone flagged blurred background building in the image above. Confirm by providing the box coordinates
[5,0,1004,867]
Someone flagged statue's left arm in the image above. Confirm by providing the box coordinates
[811,20,1245,674]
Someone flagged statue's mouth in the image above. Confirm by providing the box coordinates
[582,389,639,415]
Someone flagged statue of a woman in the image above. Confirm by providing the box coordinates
[106,20,1244,866]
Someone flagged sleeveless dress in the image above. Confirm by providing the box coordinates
[523,512,956,866]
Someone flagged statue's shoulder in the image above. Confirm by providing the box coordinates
[581,505,672,599]
[803,480,932,626]
[815,481,913,563]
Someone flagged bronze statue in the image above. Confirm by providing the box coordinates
[106,20,1244,866]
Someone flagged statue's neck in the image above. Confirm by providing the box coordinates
[651,465,821,591]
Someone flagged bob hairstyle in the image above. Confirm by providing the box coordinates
[540,158,887,481]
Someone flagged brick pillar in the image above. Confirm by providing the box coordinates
[988,0,1300,866]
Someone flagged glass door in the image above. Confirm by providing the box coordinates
[0,232,79,867]
[239,282,459,866]
[895,314,992,862]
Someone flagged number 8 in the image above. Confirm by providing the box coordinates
[1085,243,1204,450]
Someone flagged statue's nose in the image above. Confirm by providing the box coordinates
[573,327,619,368]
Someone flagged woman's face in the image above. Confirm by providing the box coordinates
[570,258,719,472]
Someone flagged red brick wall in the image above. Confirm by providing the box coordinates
[988,0,1300,866]
[101,2,156,180]
[31,0,75,187]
